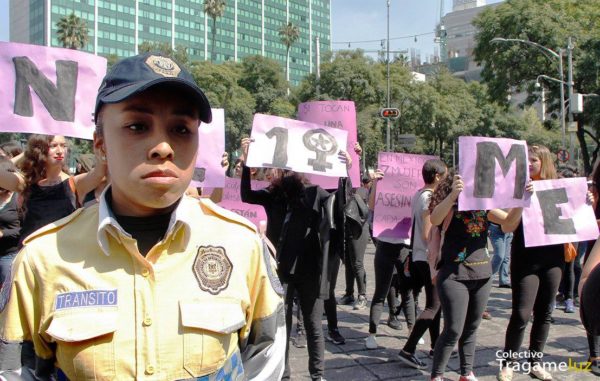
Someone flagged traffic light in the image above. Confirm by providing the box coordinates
[380,108,400,119]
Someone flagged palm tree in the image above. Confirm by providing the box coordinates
[278,22,300,85]
[203,0,226,62]
[56,12,89,50]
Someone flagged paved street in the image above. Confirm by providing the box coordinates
[288,242,597,381]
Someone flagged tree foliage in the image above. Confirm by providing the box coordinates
[279,22,300,83]
[56,13,89,50]
[203,0,226,63]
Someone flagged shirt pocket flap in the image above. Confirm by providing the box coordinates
[46,310,118,342]
[180,299,246,334]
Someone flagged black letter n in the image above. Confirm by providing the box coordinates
[13,57,78,122]
[474,142,527,200]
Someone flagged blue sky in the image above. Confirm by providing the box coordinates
[0,0,503,59]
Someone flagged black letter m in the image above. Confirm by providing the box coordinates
[13,57,78,122]
[474,142,527,200]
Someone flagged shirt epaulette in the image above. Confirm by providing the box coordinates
[22,207,86,245]
[198,198,258,233]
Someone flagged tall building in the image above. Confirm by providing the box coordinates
[9,0,331,85]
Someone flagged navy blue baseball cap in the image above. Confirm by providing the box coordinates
[94,53,212,124]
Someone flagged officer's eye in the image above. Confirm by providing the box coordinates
[126,123,147,133]
[173,125,191,135]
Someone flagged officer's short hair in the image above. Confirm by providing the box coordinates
[422,159,446,184]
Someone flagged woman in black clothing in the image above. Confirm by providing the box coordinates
[579,239,600,376]
[0,158,21,285]
[498,145,564,381]
[428,171,505,381]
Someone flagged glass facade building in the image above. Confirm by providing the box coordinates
[9,0,331,84]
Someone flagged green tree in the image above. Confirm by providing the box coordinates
[56,12,89,50]
[203,0,226,63]
[278,22,300,85]
[238,55,287,114]
[138,41,189,66]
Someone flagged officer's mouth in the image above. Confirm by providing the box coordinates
[142,169,178,185]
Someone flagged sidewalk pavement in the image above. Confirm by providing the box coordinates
[288,242,597,380]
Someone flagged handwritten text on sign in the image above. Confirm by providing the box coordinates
[219,177,268,228]
[458,136,530,211]
[191,108,225,188]
[0,41,107,140]
[246,113,349,178]
[522,177,599,247]
[373,152,437,239]
[298,101,359,188]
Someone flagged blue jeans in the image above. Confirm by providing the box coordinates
[0,252,17,285]
[490,224,513,286]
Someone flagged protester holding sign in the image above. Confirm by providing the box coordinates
[579,239,600,376]
[428,171,506,381]
[497,145,565,381]
[0,53,286,381]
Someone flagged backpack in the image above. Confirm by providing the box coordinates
[426,211,453,278]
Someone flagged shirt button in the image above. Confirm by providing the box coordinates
[145,365,155,375]
[141,268,150,277]
[143,317,153,326]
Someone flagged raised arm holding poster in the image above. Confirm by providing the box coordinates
[373,152,437,239]
[0,42,107,139]
[297,101,359,188]
[522,177,599,247]
[191,108,225,188]
[245,113,349,178]
[458,136,530,211]
[218,177,268,228]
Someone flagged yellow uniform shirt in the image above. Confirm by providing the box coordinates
[0,193,285,380]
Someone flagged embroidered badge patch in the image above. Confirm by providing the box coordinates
[145,55,181,77]
[193,246,233,295]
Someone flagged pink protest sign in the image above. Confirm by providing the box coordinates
[191,108,225,188]
[297,101,359,189]
[522,177,599,247]
[373,152,437,239]
[458,136,530,211]
[246,113,349,178]
[0,42,107,140]
[219,177,268,228]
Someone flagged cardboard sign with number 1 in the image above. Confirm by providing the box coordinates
[246,113,349,178]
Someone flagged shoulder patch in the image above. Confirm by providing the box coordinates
[199,198,257,233]
[23,207,85,245]
[193,246,233,295]
[262,240,284,296]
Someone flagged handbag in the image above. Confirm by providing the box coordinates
[564,242,577,263]
[344,194,369,237]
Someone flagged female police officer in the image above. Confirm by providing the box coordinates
[0,53,285,381]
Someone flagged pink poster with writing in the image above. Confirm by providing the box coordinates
[219,177,269,228]
[373,152,437,239]
[0,42,107,140]
[522,177,599,247]
[191,108,225,188]
[458,136,530,211]
[298,101,359,189]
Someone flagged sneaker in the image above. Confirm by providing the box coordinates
[482,309,492,320]
[564,298,575,313]
[590,358,600,376]
[387,314,403,330]
[530,363,552,380]
[458,372,478,381]
[353,295,368,310]
[326,329,345,345]
[398,350,426,369]
[293,330,307,348]
[365,334,378,349]
[497,366,513,381]
[431,377,445,381]
[339,294,355,305]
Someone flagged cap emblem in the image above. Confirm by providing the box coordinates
[145,55,181,78]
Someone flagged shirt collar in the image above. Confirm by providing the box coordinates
[97,186,194,256]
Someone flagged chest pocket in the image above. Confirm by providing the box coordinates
[180,298,246,378]
[46,309,118,381]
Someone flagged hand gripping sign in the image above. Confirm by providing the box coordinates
[297,101,359,188]
[0,42,107,139]
[522,177,599,247]
[373,152,437,239]
[458,136,530,211]
[191,109,225,188]
[246,114,349,178]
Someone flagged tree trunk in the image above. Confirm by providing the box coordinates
[577,119,592,175]
[211,17,217,62]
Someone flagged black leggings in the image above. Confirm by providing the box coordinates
[560,259,575,300]
[431,276,491,377]
[324,253,341,331]
[403,260,441,353]
[581,264,600,358]
[368,240,414,333]
[344,223,369,296]
[502,262,563,364]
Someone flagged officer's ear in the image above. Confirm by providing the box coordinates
[93,129,107,163]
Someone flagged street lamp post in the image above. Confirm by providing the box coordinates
[491,37,570,154]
